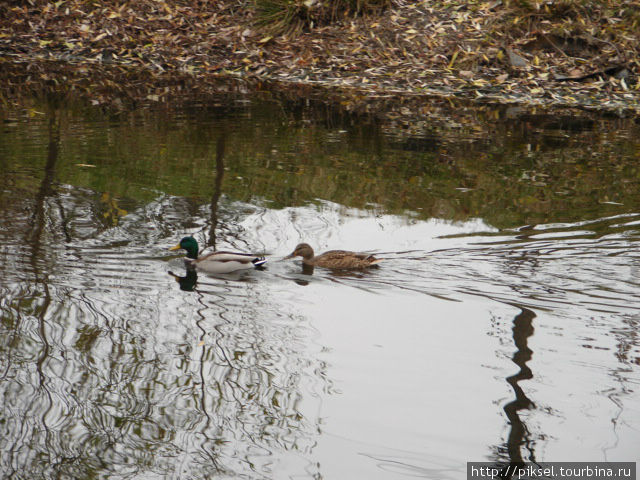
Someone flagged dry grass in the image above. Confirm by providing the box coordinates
[254,0,390,35]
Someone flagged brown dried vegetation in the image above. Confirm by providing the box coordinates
[0,0,638,114]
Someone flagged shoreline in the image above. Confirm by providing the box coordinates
[1,0,639,116]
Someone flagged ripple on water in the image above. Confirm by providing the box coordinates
[2,188,640,478]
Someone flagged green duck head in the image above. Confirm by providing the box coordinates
[169,236,199,259]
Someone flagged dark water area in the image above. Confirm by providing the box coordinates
[1,92,639,479]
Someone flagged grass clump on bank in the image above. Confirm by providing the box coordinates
[254,0,390,35]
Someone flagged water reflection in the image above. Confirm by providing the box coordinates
[169,269,198,291]
[1,97,640,478]
[1,184,325,478]
[496,306,537,477]
[208,133,225,250]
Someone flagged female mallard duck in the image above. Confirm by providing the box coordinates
[169,236,266,274]
[284,243,381,269]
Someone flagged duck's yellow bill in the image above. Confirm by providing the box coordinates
[169,244,181,251]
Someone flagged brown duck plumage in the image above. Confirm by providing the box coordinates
[284,243,381,269]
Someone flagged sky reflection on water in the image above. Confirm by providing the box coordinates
[0,98,639,479]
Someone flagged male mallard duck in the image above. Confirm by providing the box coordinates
[284,243,381,269]
[169,236,266,274]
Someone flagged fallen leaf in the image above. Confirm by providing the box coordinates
[447,50,459,69]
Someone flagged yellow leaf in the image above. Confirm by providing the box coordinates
[448,50,459,69]
[258,36,273,43]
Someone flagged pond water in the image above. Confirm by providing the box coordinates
[1,90,639,479]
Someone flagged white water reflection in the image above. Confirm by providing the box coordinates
[1,191,640,479]
[180,199,640,475]
[239,199,497,256]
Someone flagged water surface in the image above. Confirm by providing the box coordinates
[1,94,639,479]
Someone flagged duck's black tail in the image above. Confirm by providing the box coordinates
[252,257,267,268]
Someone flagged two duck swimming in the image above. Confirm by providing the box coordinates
[169,236,381,274]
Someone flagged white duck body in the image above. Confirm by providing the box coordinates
[187,251,267,274]
[170,236,266,274]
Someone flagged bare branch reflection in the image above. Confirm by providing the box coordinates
[208,134,226,250]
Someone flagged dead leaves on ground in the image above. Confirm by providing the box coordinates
[0,0,638,115]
